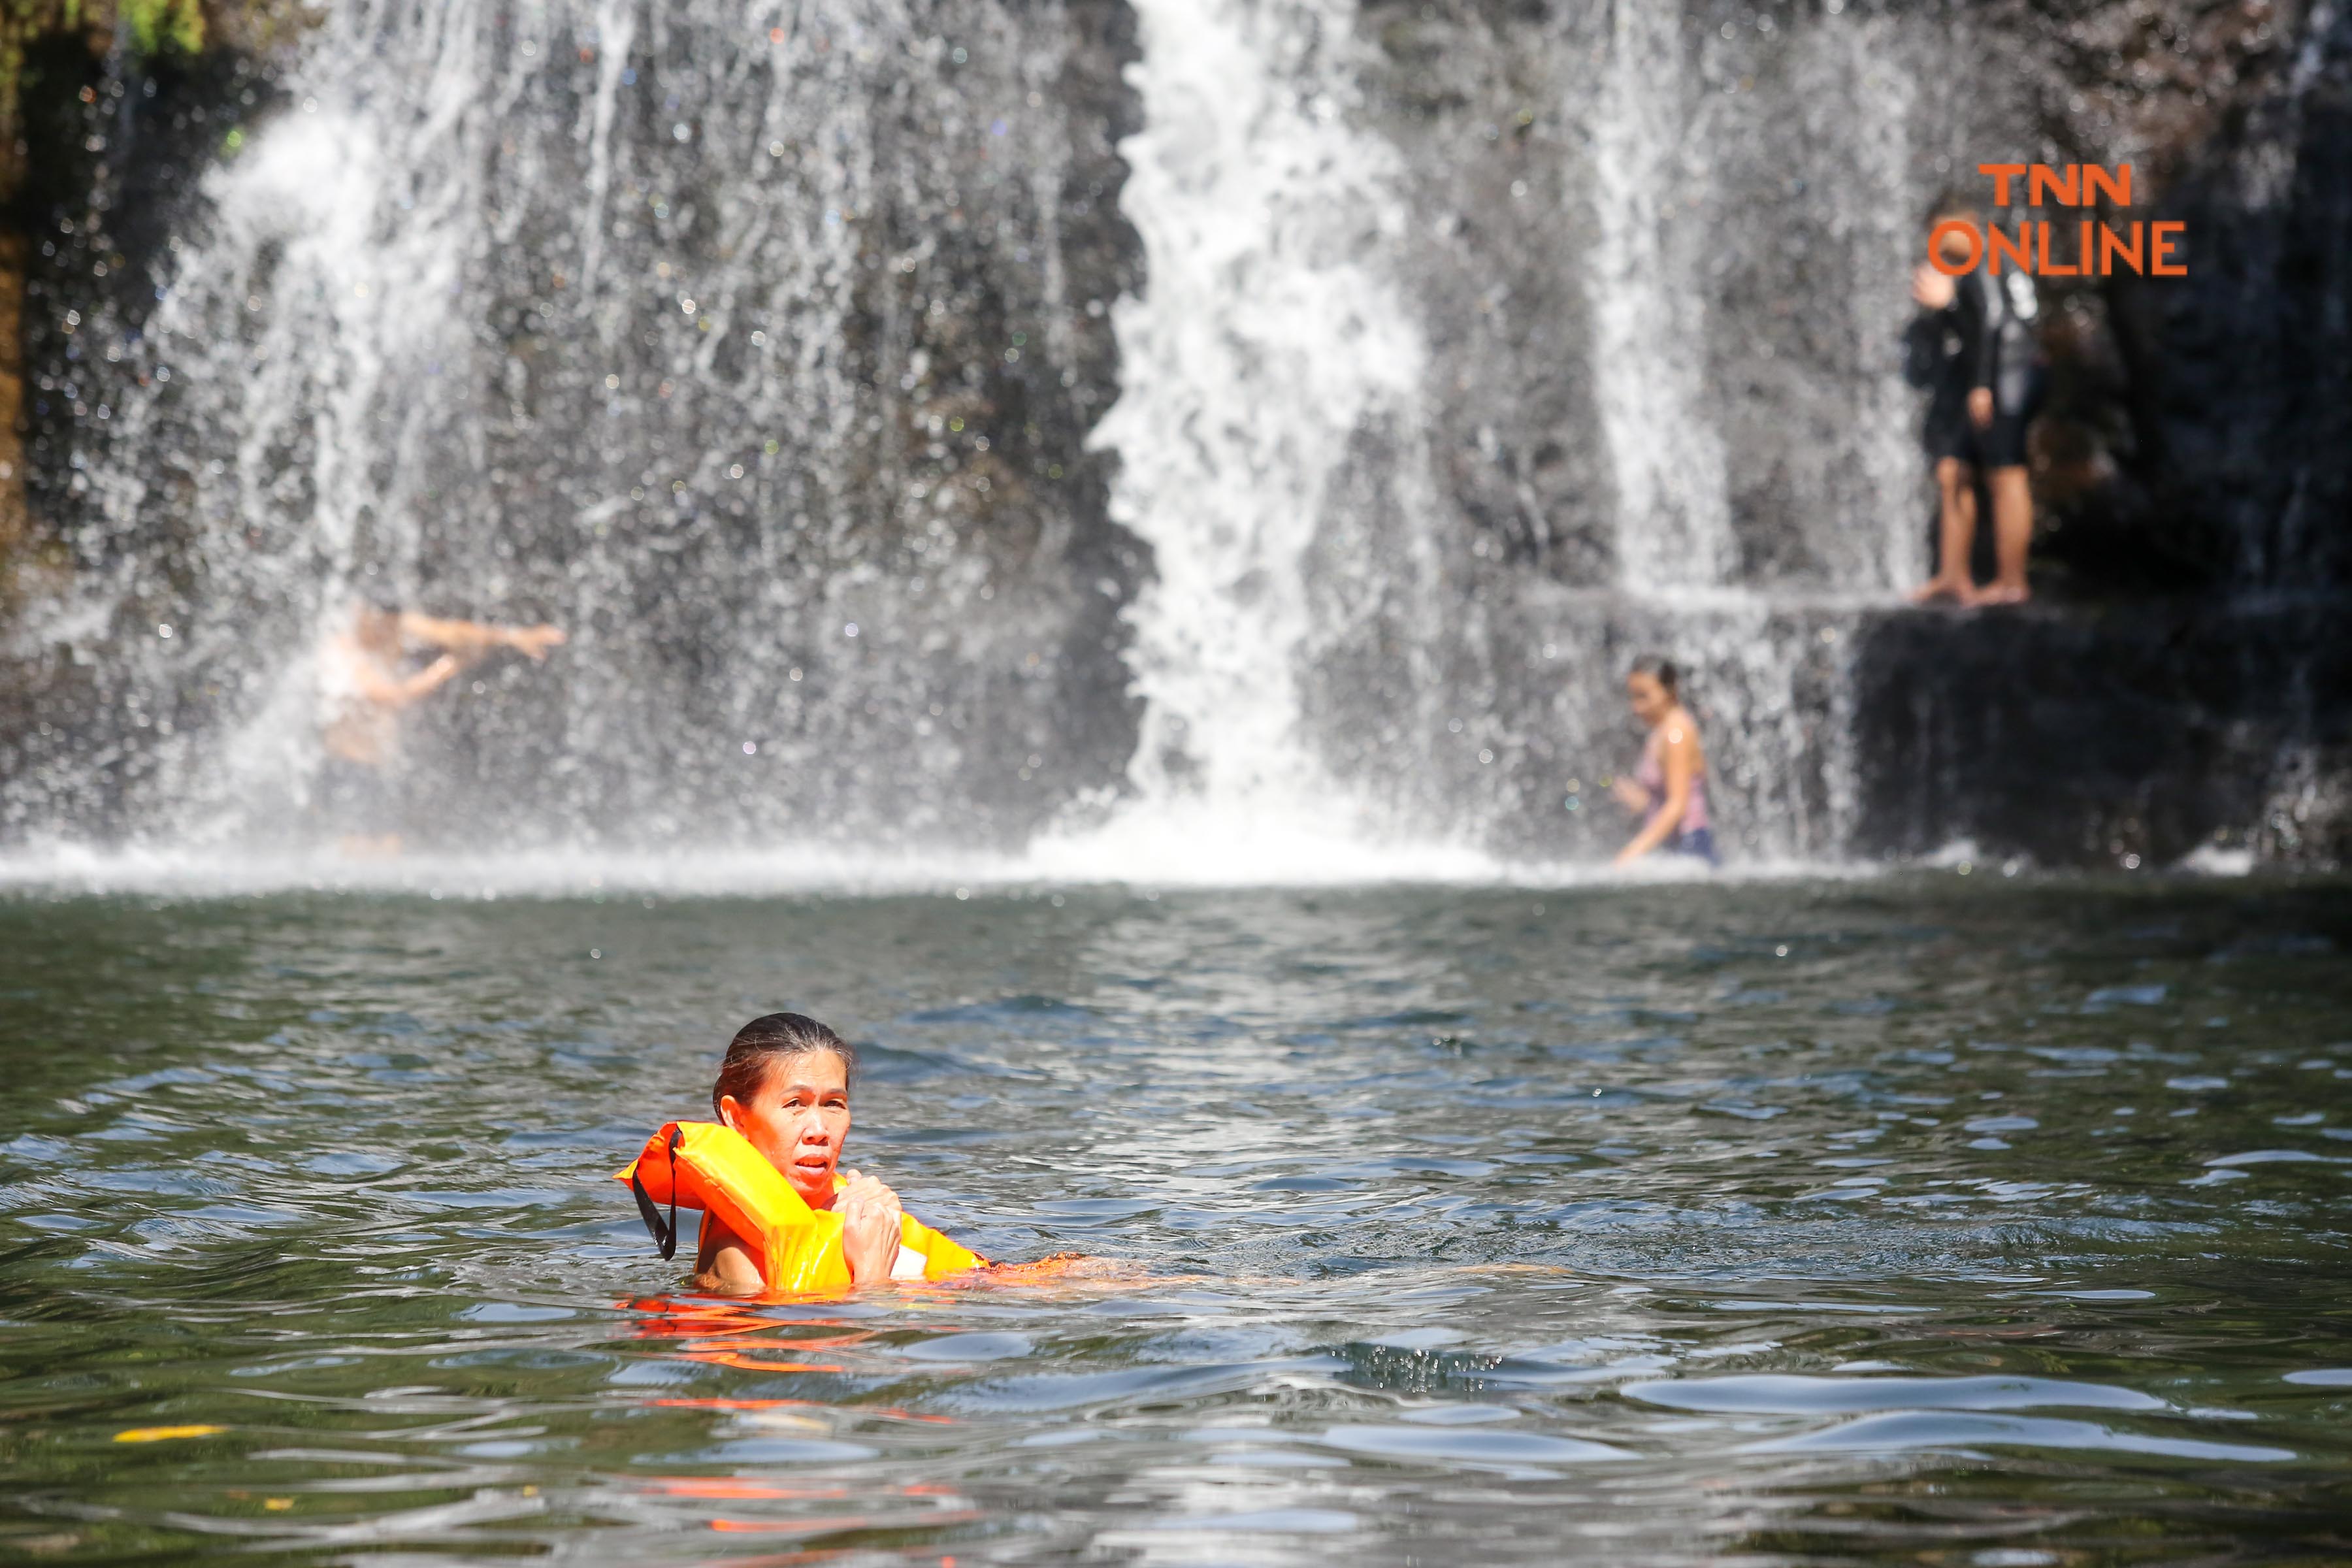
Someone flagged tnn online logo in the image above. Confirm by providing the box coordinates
[1932,164,2186,278]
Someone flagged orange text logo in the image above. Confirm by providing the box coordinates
[1932,164,2185,278]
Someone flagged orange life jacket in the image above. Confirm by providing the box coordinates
[616,1120,983,1294]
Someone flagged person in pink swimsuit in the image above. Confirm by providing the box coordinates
[1610,657,1718,866]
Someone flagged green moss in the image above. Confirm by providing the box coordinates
[125,0,204,56]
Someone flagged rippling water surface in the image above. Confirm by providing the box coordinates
[4,877,2349,1563]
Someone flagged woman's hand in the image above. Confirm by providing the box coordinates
[834,1170,904,1285]
[504,625,567,661]
[1968,386,1994,429]
[387,653,465,708]
[1910,261,1955,310]
[1617,720,1698,866]
[1610,777,1650,814]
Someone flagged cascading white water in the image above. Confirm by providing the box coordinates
[1818,12,1926,597]
[1064,0,1438,864]
[1021,0,1499,879]
[16,0,1150,860]
[1587,1,1735,594]
[72,10,494,844]
[1513,3,1932,862]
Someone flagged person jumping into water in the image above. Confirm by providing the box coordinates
[1611,657,1717,866]
[1906,199,2047,606]
[318,600,564,853]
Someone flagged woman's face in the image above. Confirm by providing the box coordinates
[1934,221,1976,270]
[1627,671,1673,726]
[719,1050,851,1209]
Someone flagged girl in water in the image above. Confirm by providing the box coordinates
[1610,657,1718,866]
[691,1012,956,1294]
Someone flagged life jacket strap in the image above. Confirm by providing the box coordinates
[630,1124,684,1260]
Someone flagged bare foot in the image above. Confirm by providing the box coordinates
[1966,581,2031,607]
[1910,575,1972,605]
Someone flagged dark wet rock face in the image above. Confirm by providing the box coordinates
[2001,0,2352,598]
[1854,602,2352,868]
[2106,29,2352,595]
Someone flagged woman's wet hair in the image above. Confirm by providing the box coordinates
[1925,191,1981,231]
[1629,656,1680,698]
[711,1012,857,1115]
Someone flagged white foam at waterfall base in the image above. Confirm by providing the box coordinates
[1073,0,1435,858]
[0,838,1872,896]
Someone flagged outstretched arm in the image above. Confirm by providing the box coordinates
[398,612,567,662]
[1615,725,1696,865]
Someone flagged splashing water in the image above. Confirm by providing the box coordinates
[1073,0,1435,860]
[1586,2,1734,594]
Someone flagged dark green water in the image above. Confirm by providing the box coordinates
[3,877,2349,1565]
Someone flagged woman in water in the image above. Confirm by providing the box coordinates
[692,1013,931,1294]
[1610,657,1717,866]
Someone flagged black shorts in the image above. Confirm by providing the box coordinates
[1927,369,2046,472]
[1962,409,2034,470]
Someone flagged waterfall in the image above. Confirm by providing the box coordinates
[1032,0,1480,877]
[10,0,1143,859]
[1,0,2028,883]
[1587,1,1734,595]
